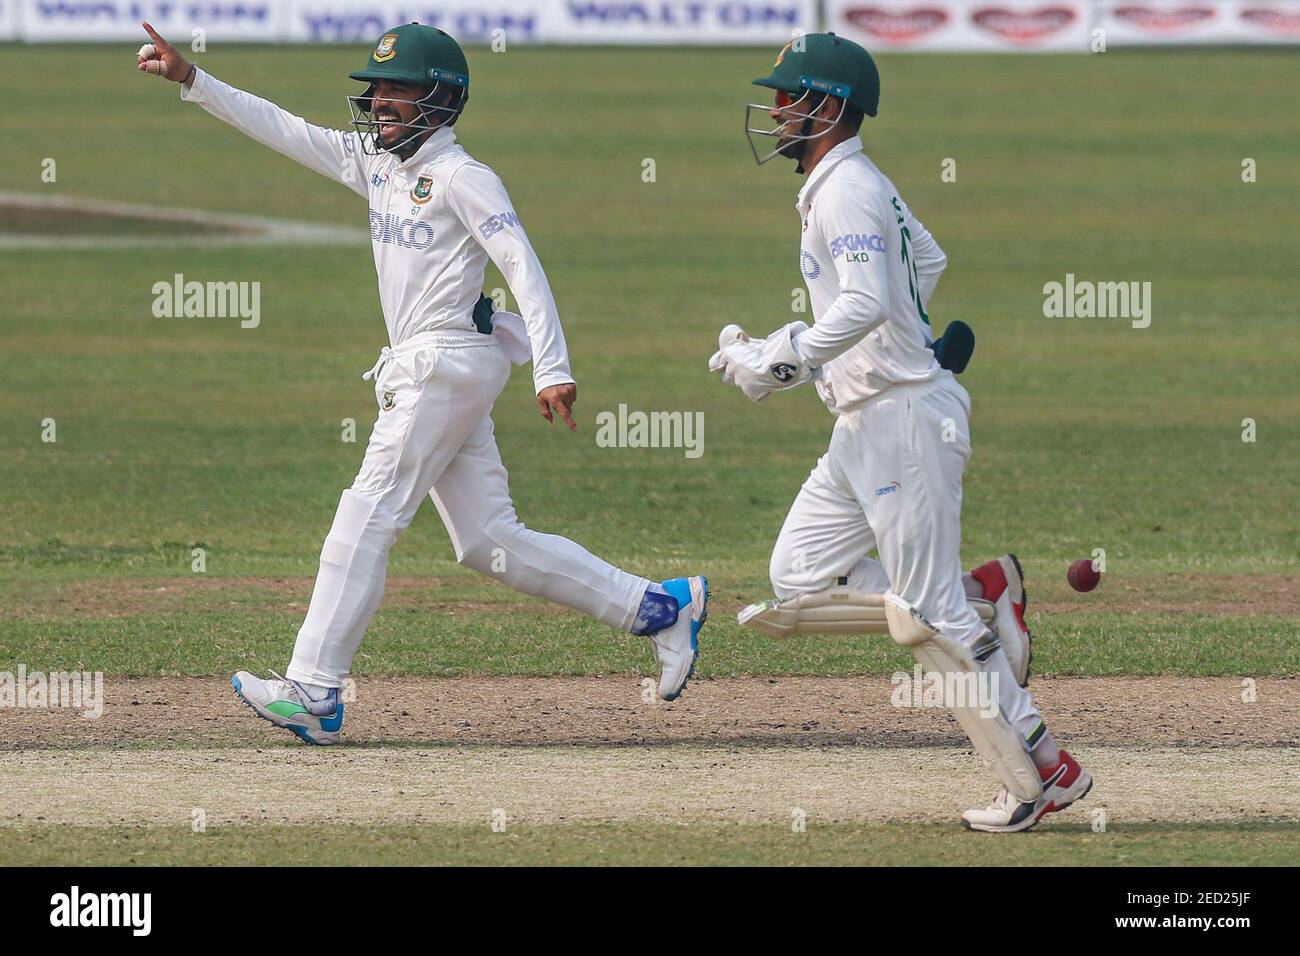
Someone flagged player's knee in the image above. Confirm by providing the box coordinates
[454,530,491,571]
[769,549,801,600]
[461,511,532,575]
[340,479,413,537]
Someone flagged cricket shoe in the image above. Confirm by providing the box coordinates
[231,670,344,745]
[961,750,1093,833]
[651,576,708,701]
[970,553,1032,686]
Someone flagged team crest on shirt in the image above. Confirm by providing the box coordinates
[373,34,398,62]
[410,173,434,205]
[381,390,396,411]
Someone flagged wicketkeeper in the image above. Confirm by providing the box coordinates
[136,21,708,744]
[720,33,1093,832]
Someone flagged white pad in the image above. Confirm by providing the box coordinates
[884,595,1042,802]
[739,587,994,640]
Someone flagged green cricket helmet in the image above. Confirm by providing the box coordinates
[347,23,470,155]
[745,32,880,167]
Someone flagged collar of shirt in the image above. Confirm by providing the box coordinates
[395,125,458,171]
[795,135,864,214]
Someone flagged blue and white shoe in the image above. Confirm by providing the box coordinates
[651,576,708,701]
[231,670,344,745]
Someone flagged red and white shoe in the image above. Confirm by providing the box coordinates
[970,553,1032,686]
[961,750,1094,833]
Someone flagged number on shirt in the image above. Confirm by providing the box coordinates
[892,197,929,328]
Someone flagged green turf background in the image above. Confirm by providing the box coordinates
[1,46,1296,677]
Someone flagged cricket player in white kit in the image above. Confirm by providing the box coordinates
[135,22,708,742]
[722,34,1093,832]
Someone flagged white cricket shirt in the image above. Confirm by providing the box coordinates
[794,136,949,414]
[182,69,574,393]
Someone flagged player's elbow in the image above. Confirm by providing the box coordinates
[835,291,887,341]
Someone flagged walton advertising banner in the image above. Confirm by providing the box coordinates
[284,0,816,44]
[17,1,284,42]
[9,0,1300,44]
[285,0,544,43]
[541,0,818,43]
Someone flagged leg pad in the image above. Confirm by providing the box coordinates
[884,595,1043,803]
[739,586,993,640]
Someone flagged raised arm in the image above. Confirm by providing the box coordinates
[137,22,367,197]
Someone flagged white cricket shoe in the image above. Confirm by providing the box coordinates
[962,750,1093,833]
[650,576,709,701]
[231,670,344,745]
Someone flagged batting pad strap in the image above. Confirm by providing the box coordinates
[739,588,993,640]
[884,595,1043,803]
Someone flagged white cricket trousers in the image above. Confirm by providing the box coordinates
[287,332,650,687]
[768,374,1041,740]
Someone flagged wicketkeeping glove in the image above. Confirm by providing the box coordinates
[708,321,813,402]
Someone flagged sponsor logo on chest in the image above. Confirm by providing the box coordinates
[830,233,885,260]
[369,210,435,249]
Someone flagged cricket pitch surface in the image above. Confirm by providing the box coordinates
[4,678,1297,847]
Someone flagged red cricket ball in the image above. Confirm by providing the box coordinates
[1067,559,1101,593]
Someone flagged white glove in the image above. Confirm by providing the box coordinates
[709,321,812,402]
[708,324,748,387]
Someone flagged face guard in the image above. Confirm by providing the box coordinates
[346,81,467,156]
[745,84,847,167]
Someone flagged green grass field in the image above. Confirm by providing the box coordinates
[1,44,1297,866]
[8,822,1300,867]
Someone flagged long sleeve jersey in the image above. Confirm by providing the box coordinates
[792,136,948,414]
[181,68,574,393]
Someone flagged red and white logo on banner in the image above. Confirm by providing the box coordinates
[1239,5,1300,36]
[1111,6,1217,33]
[842,7,952,42]
[970,6,1079,42]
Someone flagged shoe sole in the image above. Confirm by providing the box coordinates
[961,771,1094,834]
[661,576,708,702]
[230,674,339,746]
